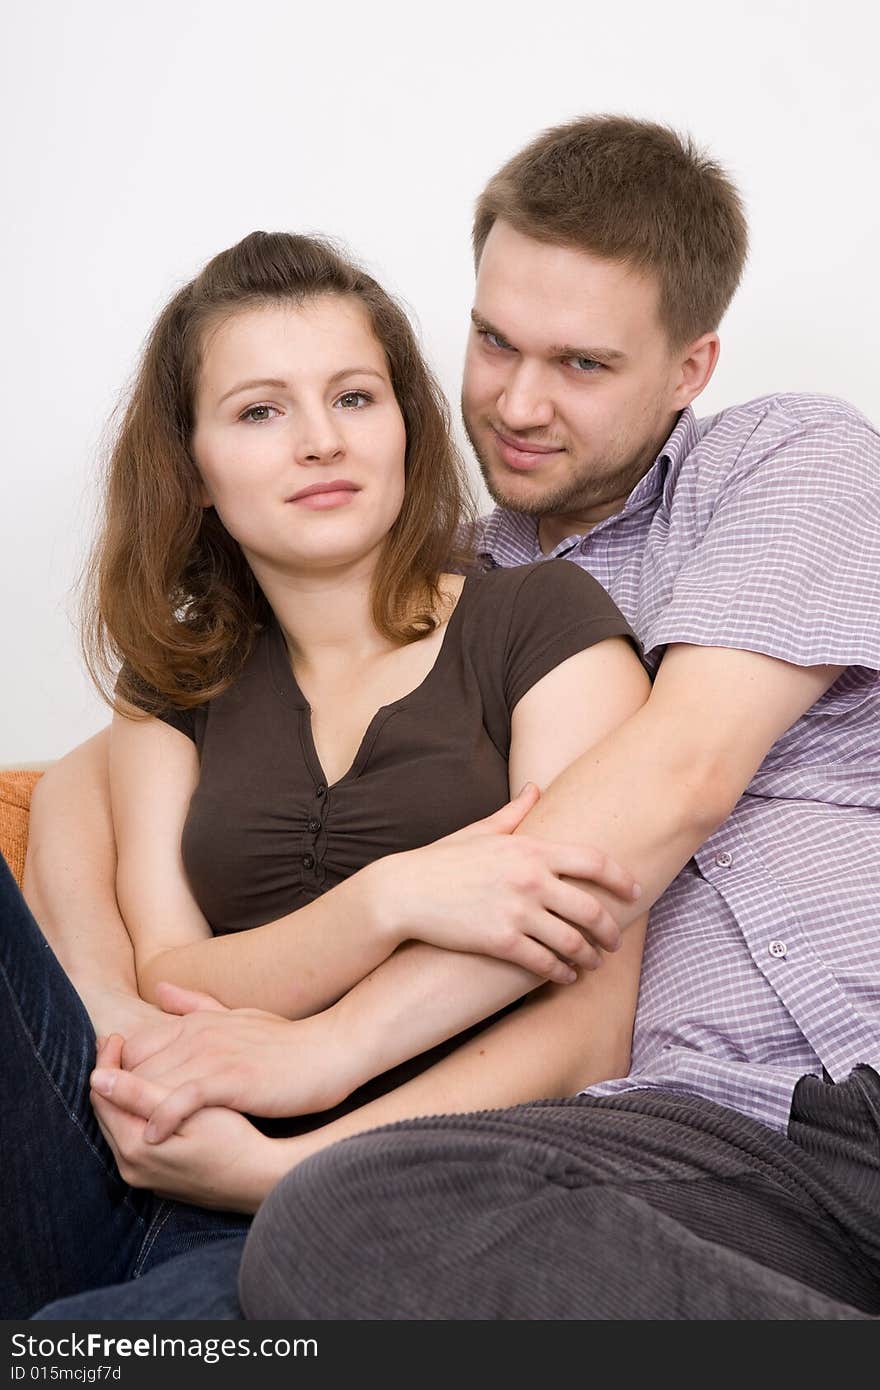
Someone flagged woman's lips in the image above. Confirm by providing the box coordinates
[492,428,562,472]
[287,480,361,509]
[291,489,359,509]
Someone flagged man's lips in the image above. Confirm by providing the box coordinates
[491,428,564,472]
[287,479,361,508]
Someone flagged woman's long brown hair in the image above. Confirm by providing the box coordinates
[82,232,476,714]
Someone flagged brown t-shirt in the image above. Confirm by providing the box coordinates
[154,559,639,1132]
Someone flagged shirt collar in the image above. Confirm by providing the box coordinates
[475,507,542,566]
[476,406,700,565]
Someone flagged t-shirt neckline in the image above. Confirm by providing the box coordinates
[264,575,474,789]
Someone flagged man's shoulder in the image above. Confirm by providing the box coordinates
[675,392,879,500]
[694,391,877,450]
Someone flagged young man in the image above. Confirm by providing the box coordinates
[28,116,880,1319]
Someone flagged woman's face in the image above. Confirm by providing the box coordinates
[191,295,407,580]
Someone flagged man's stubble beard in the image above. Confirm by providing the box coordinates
[462,411,662,519]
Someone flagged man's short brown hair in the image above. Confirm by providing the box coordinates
[473,114,748,347]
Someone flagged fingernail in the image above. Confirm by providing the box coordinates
[632,884,643,899]
[91,1070,114,1096]
[95,1036,107,1050]
[564,967,577,983]
[144,1123,159,1144]
[517,782,534,796]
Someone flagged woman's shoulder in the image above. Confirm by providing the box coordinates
[458,560,641,720]
[464,557,625,620]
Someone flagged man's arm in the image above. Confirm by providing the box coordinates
[90,924,646,1213]
[22,729,159,1035]
[276,641,845,1100]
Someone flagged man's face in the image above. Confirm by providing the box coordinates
[462,221,695,545]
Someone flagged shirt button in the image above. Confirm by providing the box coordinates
[315,785,327,799]
[768,939,787,959]
[307,817,322,834]
[302,854,315,870]
[714,851,733,868]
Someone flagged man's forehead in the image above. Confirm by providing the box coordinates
[473,220,661,349]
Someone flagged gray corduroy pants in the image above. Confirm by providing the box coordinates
[238,1070,880,1320]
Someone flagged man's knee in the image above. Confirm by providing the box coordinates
[240,1141,384,1319]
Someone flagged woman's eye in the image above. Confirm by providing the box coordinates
[240,404,278,423]
[335,391,371,409]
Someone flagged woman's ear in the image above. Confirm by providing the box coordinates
[189,455,214,509]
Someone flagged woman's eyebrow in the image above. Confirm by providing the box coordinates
[217,367,387,406]
[326,367,387,386]
[217,377,288,405]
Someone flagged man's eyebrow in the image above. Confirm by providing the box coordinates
[470,310,508,339]
[470,311,626,364]
[217,367,386,406]
[550,342,627,363]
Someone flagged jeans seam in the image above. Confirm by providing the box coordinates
[132,1201,174,1278]
[0,952,146,1223]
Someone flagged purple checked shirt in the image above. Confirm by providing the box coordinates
[474,393,880,1132]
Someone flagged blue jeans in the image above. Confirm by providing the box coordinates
[0,852,249,1318]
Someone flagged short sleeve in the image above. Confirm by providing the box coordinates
[643,406,880,670]
[117,663,198,743]
[154,706,198,742]
[503,560,641,712]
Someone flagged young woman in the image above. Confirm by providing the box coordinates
[2,231,649,1317]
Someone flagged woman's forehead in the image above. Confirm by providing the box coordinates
[198,297,386,390]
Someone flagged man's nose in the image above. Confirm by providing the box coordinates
[496,363,554,431]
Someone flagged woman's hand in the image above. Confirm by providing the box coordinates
[92,983,348,1143]
[90,1036,282,1213]
[369,783,641,983]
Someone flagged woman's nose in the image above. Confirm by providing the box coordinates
[293,409,345,465]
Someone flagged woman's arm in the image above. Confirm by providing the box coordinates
[23,730,167,1036]
[111,700,640,1016]
[91,921,645,1212]
[110,708,405,1013]
[104,637,654,1139]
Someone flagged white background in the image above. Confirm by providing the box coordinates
[2,0,878,761]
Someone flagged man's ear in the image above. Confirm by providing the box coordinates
[670,332,720,409]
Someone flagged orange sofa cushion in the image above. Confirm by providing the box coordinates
[0,770,44,889]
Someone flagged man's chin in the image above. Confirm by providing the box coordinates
[481,466,575,517]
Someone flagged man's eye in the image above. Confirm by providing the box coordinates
[481,330,512,352]
[565,356,602,373]
[240,404,278,423]
[335,391,371,409]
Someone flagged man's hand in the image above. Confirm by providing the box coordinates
[92,983,345,1142]
[90,1036,281,1213]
